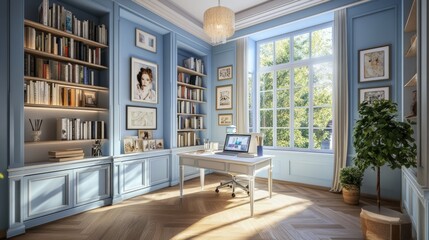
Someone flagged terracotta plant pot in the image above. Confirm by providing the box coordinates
[342,185,360,205]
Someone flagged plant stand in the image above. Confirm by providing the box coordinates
[360,206,412,240]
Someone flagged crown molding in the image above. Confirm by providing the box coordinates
[132,0,211,43]
[133,0,330,45]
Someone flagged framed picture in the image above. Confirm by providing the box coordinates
[142,140,149,151]
[136,28,156,53]
[138,130,153,139]
[123,138,143,154]
[148,140,156,150]
[218,65,233,80]
[131,57,158,104]
[359,45,390,82]
[218,114,233,126]
[216,85,233,110]
[126,105,157,130]
[359,86,390,104]
[155,139,164,149]
[83,91,97,107]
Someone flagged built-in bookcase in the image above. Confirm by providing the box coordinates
[23,0,110,163]
[176,50,207,148]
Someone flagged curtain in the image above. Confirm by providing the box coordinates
[330,9,349,192]
[236,38,249,133]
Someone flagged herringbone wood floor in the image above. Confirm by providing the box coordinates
[11,173,399,240]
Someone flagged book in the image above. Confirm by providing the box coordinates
[49,153,84,162]
[48,148,83,156]
[38,0,49,26]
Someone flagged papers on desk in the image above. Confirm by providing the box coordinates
[237,153,256,158]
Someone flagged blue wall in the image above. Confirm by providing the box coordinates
[347,0,403,200]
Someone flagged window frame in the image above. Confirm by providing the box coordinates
[251,22,334,153]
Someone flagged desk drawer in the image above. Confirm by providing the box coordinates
[198,160,226,171]
[228,164,251,175]
[181,158,196,166]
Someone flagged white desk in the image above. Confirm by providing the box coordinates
[178,152,273,216]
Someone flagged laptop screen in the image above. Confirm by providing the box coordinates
[223,134,251,153]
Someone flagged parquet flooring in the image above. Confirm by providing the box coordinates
[10,173,399,240]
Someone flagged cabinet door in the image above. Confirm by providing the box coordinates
[75,164,111,206]
[25,170,72,220]
[123,159,147,193]
[149,156,169,185]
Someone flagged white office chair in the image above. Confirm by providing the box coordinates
[215,174,250,198]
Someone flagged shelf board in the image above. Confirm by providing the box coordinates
[24,76,108,92]
[177,98,206,103]
[25,48,108,70]
[24,19,108,48]
[177,82,207,90]
[405,115,417,120]
[404,74,417,87]
[177,66,206,77]
[177,129,207,132]
[177,113,206,117]
[405,35,417,57]
[25,139,107,145]
[25,104,108,112]
[404,0,416,32]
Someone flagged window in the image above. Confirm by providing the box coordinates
[250,23,333,151]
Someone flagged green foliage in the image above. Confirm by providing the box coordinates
[0,173,3,179]
[353,100,417,171]
[339,166,364,189]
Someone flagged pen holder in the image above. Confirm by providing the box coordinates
[257,146,263,156]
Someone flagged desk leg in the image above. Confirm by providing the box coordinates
[179,165,184,198]
[200,168,205,190]
[269,159,272,198]
[249,176,255,217]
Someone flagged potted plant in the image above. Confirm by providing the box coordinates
[354,100,416,238]
[339,166,363,205]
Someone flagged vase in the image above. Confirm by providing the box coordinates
[32,130,41,142]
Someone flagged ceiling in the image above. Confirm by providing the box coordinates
[133,0,330,44]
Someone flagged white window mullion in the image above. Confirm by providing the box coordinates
[308,64,315,149]
[290,38,295,148]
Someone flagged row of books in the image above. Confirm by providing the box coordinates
[25,54,96,85]
[25,81,96,107]
[177,86,204,101]
[183,57,204,74]
[177,73,203,86]
[177,101,198,114]
[48,148,84,162]
[38,0,108,44]
[25,27,103,65]
[177,132,200,147]
[177,116,204,130]
[57,118,105,141]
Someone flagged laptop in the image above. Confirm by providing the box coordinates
[215,134,252,156]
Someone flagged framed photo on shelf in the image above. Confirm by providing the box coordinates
[216,85,233,110]
[218,114,233,126]
[142,140,149,151]
[126,105,157,130]
[138,130,153,139]
[155,139,164,149]
[148,140,156,150]
[135,28,156,53]
[131,57,158,104]
[359,45,390,82]
[83,91,97,107]
[123,137,143,154]
[218,65,233,80]
[359,86,390,104]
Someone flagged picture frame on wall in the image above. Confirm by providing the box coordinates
[359,86,390,104]
[136,28,156,53]
[126,105,157,130]
[359,45,390,82]
[218,114,233,126]
[218,65,233,80]
[131,57,158,104]
[216,85,233,110]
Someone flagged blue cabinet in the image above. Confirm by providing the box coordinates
[75,165,111,206]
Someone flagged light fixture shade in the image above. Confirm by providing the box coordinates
[203,6,235,44]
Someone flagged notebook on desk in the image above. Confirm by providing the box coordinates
[214,134,252,156]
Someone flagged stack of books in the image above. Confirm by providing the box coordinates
[49,148,84,162]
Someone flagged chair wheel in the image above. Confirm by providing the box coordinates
[246,185,249,189]
[215,188,219,193]
[247,191,250,196]
[229,185,232,188]
[232,193,236,198]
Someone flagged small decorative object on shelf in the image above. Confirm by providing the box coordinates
[92,139,103,157]
[256,135,263,156]
[29,118,43,142]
